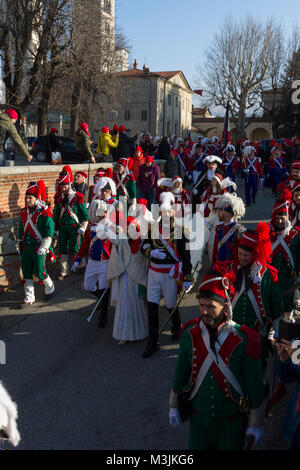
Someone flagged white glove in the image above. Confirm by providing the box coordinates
[169,408,182,429]
[71,261,80,272]
[183,281,193,293]
[37,247,47,256]
[78,227,85,236]
[246,426,264,445]
[150,249,167,260]
[188,175,192,181]
[243,169,249,173]
[192,189,198,195]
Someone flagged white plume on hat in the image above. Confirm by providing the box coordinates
[0,381,21,447]
[215,193,245,219]
[223,144,236,153]
[159,191,175,212]
[157,178,173,188]
[211,136,219,143]
[89,199,108,223]
[243,145,256,157]
[221,177,237,191]
[93,177,116,197]
[204,155,222,165]
[201,137,210,146]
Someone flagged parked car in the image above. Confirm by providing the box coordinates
[32,136,79,163]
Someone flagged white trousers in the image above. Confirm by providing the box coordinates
[84,259,109,292]
[147,265,178,309]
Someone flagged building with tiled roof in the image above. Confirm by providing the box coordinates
[100,60,193,137]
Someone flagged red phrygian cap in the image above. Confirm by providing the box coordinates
[59,165,73,184]
[25,180,47,201]
[198,261,236,311]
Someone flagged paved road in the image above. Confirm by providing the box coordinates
[0,181,295,450]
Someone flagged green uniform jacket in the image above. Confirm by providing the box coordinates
[0,112,31,159]
[270,225,300,312]
[172,318,264,449]
[53,191,89,228]
[173,318,264,418]
[230,261,282,330]
[19,206,54,246]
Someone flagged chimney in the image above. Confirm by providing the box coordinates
[143,65,150,74]
[133,59,138,70]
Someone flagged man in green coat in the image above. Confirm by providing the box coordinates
[0,108,33,165]
[53,166,89,279]
[18,181,55,307]
[230,223,282,370]
[169,264,265,450]
[270,195,300,316]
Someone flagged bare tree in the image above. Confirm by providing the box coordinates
[59,0,130,136]
[197,16,283,140]
[0,0,70,115]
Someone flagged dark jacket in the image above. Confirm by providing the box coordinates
[47,132,61,153]
[138,163,161,193]
[75,129,93,162]
[115,131,138,160]
[164,156,184,179]
[0,112,31,158]
[157,139,170,160]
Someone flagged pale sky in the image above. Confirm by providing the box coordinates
[116,0,300,107]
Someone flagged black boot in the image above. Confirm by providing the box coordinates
[169,307,181,342]
[97,289,110,329]
[142,302,160,358]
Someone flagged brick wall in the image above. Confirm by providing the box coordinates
[0,160,165,289]
[0,163,113,290]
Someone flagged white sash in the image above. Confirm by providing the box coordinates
[217,224,239,250]
[224,156,235,166]
[23,209,43,243]
[60,192,79,224]
[246,157,258,173]
[190,320,244,400]
[274,158,283,169]
[158,229,179,262]
[115,174,129,198]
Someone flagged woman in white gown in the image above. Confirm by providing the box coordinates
[107,217,149,345]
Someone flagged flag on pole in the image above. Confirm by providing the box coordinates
[193,90,203,96]
[222,101,231,146]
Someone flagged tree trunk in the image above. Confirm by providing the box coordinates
[37,75,52,136]
[70,81,81,137]
[237,93,248,141]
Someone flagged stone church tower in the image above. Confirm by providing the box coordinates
[100,0,129,71]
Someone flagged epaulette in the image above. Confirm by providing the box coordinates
[180,318,199,340]
[42,207,53,217]
[240,325,261,359]
[76,192,85,204]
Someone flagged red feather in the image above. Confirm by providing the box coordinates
[62,165,73,182]
[106,168,113,178]
[240,325,261,359]
[280,189,292,202]
[255,222,272,264]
